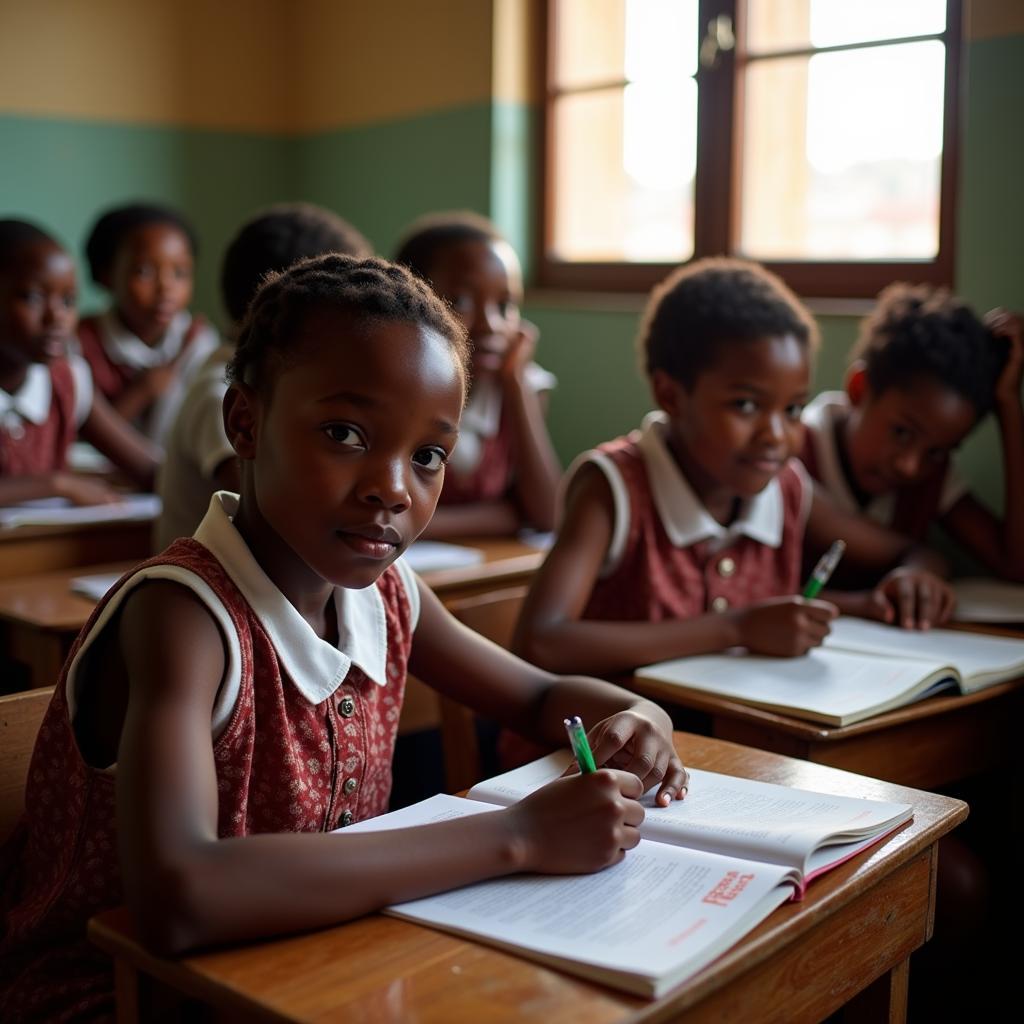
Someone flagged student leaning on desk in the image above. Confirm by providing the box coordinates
[0,254,687,1023]
[513,258,954,681]
[0,220,159,509]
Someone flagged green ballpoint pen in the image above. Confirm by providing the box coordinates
[802,539,846,600]
[563,715,597,774]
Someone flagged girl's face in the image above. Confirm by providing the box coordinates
[0,240,77,369]
[229,308,465,592]
[656,335,809,515]
[844,375,977,496]
[425,238,522,381]
[109,223,193,344]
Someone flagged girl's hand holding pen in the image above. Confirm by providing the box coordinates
[562,707,689,807]
[505,770,645,874]
[730,597,838,657]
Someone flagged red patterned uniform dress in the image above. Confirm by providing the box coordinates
[0,521,413,1022]
[577,416,808,623]
[0,359,79,477]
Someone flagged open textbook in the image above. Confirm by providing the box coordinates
[342,751,912,998]
[636,616,1024,727]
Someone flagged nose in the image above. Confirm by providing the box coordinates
[893,450,922,481]
[471,301,504,339]
[43,295,72,328]
[759,411,787,444]
[356,457,410,513]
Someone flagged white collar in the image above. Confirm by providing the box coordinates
[0,363,51,426]
[638,411,785,549]
[193,492,389,704]
[802,391,894,522]
[99,308,192,369]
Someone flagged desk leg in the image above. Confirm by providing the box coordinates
[840,958,909,1023]
[112,959,140,1024]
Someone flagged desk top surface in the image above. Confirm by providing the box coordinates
[0,537,544,631]
[89,732,966,1024]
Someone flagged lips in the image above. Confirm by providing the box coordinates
[336,523,402,559]
[741,453,785,473]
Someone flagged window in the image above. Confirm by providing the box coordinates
[540,0,961,297]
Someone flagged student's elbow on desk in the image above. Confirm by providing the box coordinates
[127,854,211,956]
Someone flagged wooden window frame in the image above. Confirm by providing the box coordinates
[537,0,962,299]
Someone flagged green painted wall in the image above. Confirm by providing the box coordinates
[296,104,494,259]
[0,114,292,324]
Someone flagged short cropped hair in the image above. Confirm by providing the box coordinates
[220,203,372,323]
[0,219,59,273]
[640,257,819,388]
[393,210,501,282]
[852,283,1005,418]
[84,202,198,284]
[227,254,470,395]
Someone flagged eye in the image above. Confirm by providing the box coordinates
[733,398,757,415]
[132,264,155,281]
[890,424,913,445]
[785,402,805,421]
[62,292,77,310]
[323,423,366,449]
[450,293,473,315]
[17,288,45,307]
[926,447,948,465]
[413,447,448,473]
[174,266,190,281]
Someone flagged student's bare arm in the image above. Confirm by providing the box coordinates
[941,311,1024,581]
[115,581,642,955]
[502,336,561,531]
[80,390,160,488]
[410,575,687,799]
[419,497,522,539]
[511,465,833,675]
[0,471,125,506]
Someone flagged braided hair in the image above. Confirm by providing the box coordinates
[851,282,1005,418]
[227,253,470,393]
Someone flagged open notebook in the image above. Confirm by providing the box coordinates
[340,751,911,998]
[636,617,1024,727]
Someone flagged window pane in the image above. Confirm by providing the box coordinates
[746,0,946,54]
[551,81,695,263]
[625,0,698,81]
[554,0,627,90]
[738,41,944,260]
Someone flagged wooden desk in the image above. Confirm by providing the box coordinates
[0,538,544,693]
[0,517,152,580]
[630,672,1024,792]
[88,734,966,1024]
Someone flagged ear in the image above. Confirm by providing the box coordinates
[222,382,261,460]
[651,369,687,417]
[844,361,869,406]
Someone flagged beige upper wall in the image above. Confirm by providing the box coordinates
[0,0,293,130]
[293,0,493,132]
[0,0,496,132]
[0,0,1018,132]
